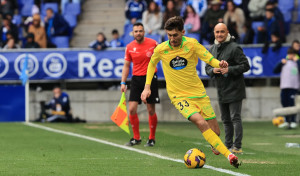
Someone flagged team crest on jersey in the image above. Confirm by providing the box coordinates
[170,56,188,70]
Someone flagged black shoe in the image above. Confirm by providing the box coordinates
[144,139,155,147]
[125,138,141,146]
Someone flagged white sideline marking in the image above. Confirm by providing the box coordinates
[25,122,250,176]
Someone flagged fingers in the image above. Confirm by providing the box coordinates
[219,60,228,68]
[141,94,147,104]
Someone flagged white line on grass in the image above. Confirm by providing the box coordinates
[25,122,250,176]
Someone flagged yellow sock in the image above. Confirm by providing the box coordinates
[202,128,231,158]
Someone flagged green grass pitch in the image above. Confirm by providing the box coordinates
[0,122,299,176]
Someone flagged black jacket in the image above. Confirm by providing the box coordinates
[205,38,250,103]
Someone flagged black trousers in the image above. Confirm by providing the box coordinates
[219,100,243,149]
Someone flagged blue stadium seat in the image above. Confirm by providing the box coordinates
[42,3,59,16]
[12,14,22,26]
[122,34,134,46]
[20,0,34,17]
[124,24,133,35]
[51,36,69,48]
[278,0,294,11]
[185,33,200,41]
[251,21,264,44]
[63,2,81,16]
[145,34,161,43]
[64,14,77,28]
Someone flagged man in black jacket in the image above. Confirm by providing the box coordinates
[205,23,250,154]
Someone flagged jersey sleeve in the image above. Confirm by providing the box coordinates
[194,40,220,68]
[124,47,132,61]
[145,47,161,85]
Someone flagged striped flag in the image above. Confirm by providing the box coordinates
[110,92,130,135]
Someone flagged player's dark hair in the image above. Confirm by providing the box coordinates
[53,86,61,90]
[133,22,144,28]
[164,16,184,31]
[287,47,297,54]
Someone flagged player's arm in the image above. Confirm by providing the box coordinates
[141,48,161,103]
[121,47,131,92]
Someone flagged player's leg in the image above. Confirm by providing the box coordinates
[144,74,160,146]
[229,101,243,153]
[219,102,234,149]
[145,103,157,146]
[207,118,221,155]
[126,101,142,146]
[189,114,240,168]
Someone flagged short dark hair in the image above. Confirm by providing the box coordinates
[46,8,54,13]
[133,22,144,28]
[287,47,297,54]
[292,39,300,44]
[112,29,119,35]
[164,16,184,31]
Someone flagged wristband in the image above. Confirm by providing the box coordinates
[120,82,126,85]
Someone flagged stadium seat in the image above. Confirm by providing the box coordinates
[64,14,77,28]
[42,3,59,16]
[145,34,162,43]
[12,14,22,26]
[278,0,294,11]
[185,33,200,41]
[20,0,34,17]
[63,2,81,16]
[51,36,69,48]
[251,21,264,44]
[122,34,134,46]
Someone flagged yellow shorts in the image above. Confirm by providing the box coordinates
[172,96,216,120]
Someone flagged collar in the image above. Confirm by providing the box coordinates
[214,34,231,45]
[167,36,187,50]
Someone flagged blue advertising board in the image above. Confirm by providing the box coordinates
[0,46,288,81]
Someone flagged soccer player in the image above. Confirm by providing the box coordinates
[141,16,240,168]
[121,22,160,147]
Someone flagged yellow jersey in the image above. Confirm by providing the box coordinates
[146,36,220,100]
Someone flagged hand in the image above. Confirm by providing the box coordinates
[218,18,223,23]
[141,85,151,104]
[97,45,102,50]
[281,59,286,64]
[213,68,221,74]
[293,56,298,62]
[120,84,127,93]
[220,67,229,75]
[219,60,228,68]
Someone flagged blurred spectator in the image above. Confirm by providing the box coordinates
[291,40,300,56]
[183,5,200,33]
[242,20,254,44]
[174,0,187,16]
[3,31,19,49]
[265,1,285,42]
[0,0,18,17]
[0,15,18,46]
[258,8,283,53]
[187,0,207,18]
[248,0,268,21]
[162,0,179,29]
[142,1,162,35]
[23,33,40,48]
[223,0,245,40]
[39,86,73,122]
[89,32,109,51]
[110,29,124,48]
[273,48,300,129]
[125,0,147,24]
[44,8,69,47]
[28,14,47,48]
[201,0,225,43]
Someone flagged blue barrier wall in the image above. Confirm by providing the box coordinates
[0,85,25,122]
[0,46,288,81]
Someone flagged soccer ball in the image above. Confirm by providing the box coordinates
[184,148,206,169]
[272,116,285,126]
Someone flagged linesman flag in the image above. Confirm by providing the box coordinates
[110,92,130,135]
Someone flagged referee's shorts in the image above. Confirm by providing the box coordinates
[129,74,160,104]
